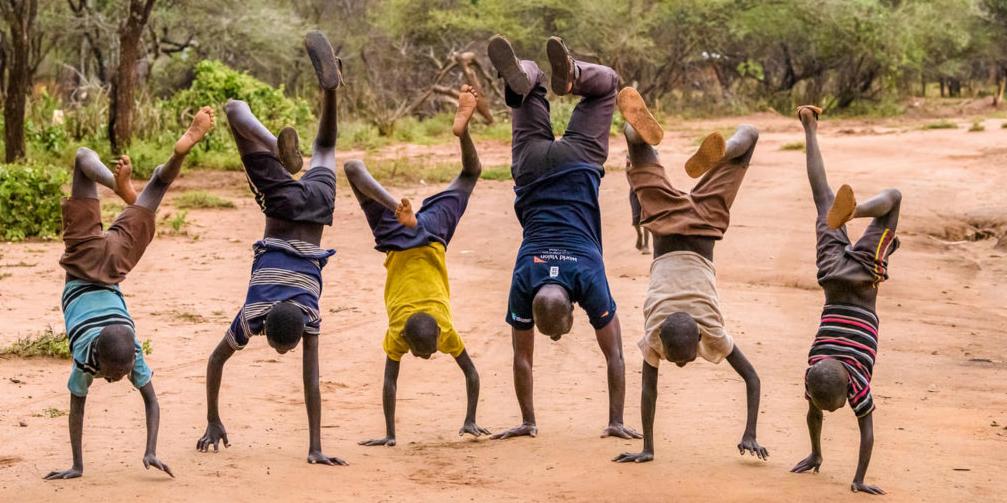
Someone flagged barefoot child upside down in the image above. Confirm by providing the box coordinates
[45,106,215,480]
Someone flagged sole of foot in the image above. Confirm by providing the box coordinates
[305,31,342,90]
[546,36,573,96]
[488,35,532,97]
[174,106,216,157]
[685,132,726,178]
[395,198,417,228]
[113,156,137,205]
[617,87,663,145]
[277,127,304,175]
[827,184,857,229]
[453,86,479,137]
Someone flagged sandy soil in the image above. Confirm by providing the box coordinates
[1,114,1005,502]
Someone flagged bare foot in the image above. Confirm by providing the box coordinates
[797,105,822,129]
[174,106,216,156]
[453,85,479,137]
[113,155,137,205]
[685,132,726,178]
[617,87,663,145]
[827,184,857,229]
[396,198,417,228]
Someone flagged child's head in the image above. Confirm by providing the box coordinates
[265,302,305,354]
[95,325,136,382]
[532,284,573,340]
[805,360,849,411]
[403,312,440,359]
[659,312,699,367]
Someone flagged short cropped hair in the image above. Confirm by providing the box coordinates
[805,360,848,409]
[96,325,136,370]
[659,312,699,362]
[265,302,305,348]
[403,312,440,355]
[532,285,573,336]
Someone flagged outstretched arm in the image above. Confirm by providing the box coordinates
[491,327,538,440]
[359,357,400,446]
[851,412,885,495]
[595,315,642,439]
[43,394,86,480]
[613,361,657,463]
[726,346,768,460]
[455,350,490,437]
[139,381,173,477]
[303,334,347,466]
[791,401,824,474]
[198,337,234,452]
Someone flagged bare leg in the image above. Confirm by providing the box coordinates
[224,99,277,157]
[343,160,398,211]
[310,89,337,173]
[71,148,115,200]
[800,107,834,217]
[136,106,215,211]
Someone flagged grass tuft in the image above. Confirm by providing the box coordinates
[158,210,190,236]
[968,121,985,132]
[781,141,806,151]
[175,190,234,209]
[923,120,957,130]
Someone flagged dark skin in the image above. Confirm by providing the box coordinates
[793,106,898,494]
[349,110,489,445]
[491,314,642,440]
[45,375,173,480]
[614,123,766,462]
[359,349,489,446]
[196,80,346,466]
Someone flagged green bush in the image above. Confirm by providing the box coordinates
[169,60,313,150]
[0,163,67,241]
[1,327,70,358]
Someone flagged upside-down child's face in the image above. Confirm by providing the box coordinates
[268,337,300,355]
[100,358,134,383]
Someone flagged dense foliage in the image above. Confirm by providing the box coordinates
[0,162,67,240]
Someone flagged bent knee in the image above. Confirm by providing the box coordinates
[885,188,902,204]
[223,99,249,116]
[736,124,760,142]
[343,159,366,175]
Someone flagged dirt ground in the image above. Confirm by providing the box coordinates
[1,114,1005,502]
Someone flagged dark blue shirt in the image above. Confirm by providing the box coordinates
[514,164,604,258]
[362,188,469,252]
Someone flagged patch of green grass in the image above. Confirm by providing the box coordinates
[142,339,152,355]
[968,121,985,132]
[187,147,244,171]
[470,118,512,142]
[339,120,389,151]
[101,201,125,228]
[692,127,737,146]
[480,165,512,181]
[1,327,70,358]
[175,190,234,209]
[158,210,190,236]
[781,141,806,152]
[923,120,957,130]
[366,158,459,185]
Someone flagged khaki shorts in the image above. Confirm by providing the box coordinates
[59,198,155,285]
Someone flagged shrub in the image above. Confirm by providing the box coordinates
[781,141,806,151]
[0,163,67,241]
[175,190,235,209]
[168,60,313,150]
[968,120,985,132]
[1,327,70,358]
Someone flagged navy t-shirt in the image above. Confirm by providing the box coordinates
[506,164,616,330]
[361,188,470,252]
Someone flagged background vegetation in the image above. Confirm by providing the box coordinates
[0,0,1004,240]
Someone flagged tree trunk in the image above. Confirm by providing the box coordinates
[108,0,156,154]
[1,0,38,163]
[994,67,1005,108]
